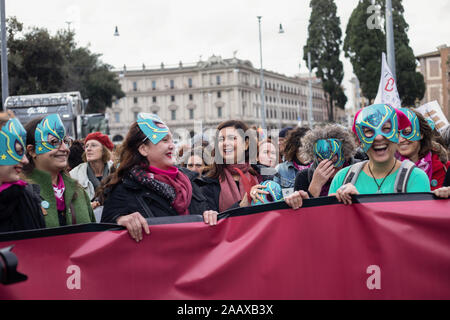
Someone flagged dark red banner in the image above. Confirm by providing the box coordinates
[1,194,450,300]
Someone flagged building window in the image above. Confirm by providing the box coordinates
[133,112,139,121]
[170,80,175,89]
[217,91,222,99]
[114,112,120,123]
[188,78,193,88]
[217,106,222,118]
[189,109,194,120]
[133,82,137,91]
[171,110,176,120]
[189,94,193,101]
[133,97,138,104]
[216,75,221,85]
[171,95,175,102]
[152,80,156,90]
[152,96,157,103]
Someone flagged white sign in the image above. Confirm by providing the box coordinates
[374,53,402,109]
[415,101,449,134]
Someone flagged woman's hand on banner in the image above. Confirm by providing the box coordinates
[284,191,309,210]
[203,210,219,226]
[433,187,450,199]
[334,184,360,205]
[116,212,150,243]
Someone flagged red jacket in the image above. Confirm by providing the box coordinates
[431,152,450,190]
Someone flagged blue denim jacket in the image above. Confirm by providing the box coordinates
[274,162,298,188]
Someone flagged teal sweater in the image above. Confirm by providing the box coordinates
[27,169,95,228]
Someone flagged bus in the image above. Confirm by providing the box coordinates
[4,92,109,140]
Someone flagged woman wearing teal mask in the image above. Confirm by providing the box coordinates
[396,108,449,190]
[294,124,358,198]
[101,113,218,242]
[330,104,431,204]
[23,114,95,227]
[0,112,45,232]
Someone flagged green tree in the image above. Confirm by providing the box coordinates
[344,0,425,106]
[2,17,124,113]
[304,0,346,122]
[343,0,385,102]
[380,0,425,106]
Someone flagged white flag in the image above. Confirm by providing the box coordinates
[374,53,401,109]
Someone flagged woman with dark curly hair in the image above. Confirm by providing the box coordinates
[273,126,311,190]
[294,124,358,198]
[396,108,450,190]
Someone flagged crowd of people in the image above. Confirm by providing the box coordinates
[0,103,449,241]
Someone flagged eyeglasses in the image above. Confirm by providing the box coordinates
[37,137,72,149]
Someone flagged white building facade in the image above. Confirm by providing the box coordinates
[107,55,329,142]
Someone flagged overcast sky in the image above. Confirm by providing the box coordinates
[6,0,450,109]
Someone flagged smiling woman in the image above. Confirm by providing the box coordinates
[0,112,45,232]
[23,114,95,228]
[328,104,432,204]
[100,113,219,242]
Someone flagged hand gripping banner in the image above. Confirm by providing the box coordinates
[0,193,450,300]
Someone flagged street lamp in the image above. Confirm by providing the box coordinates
[307,52,314,127]
[114,26,120,37]
[257,17,285,130]
[257,16,266,130]
[386,0,396,81]
[0,0,8,108]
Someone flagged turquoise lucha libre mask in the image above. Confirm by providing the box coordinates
[35,114,67,155]
[353,104,407,153]
[314,139,345,168]
[137,113,169,145]
[399,108,421,142]
[0,118,27,166]
[251,181,283,206]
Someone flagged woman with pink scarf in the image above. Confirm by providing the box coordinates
[199,120,309,223]
[0,112,44,232]
[397,108,449,190]
[100,113,218,242]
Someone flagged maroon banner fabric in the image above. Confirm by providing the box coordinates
[1,194,450,300]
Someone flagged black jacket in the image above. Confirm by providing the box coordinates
[101,168,208,223]
[195,174,260,213]
[294,158,360,197]
[0,184,45,233]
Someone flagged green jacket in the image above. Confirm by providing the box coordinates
[27,169,95,228]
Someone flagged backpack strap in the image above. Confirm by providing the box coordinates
[343,161,368,186]
[394,160,416,193]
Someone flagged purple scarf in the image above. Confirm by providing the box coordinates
[399,152,433,180]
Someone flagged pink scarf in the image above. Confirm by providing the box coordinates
[53,174,66,211]
[148,166,192,215]
[0,180,27,193]
[219,164,259,212]
[400,152,433,180]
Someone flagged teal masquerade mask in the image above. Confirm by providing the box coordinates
[251,181,283,206]
[314,139,345,168]
[0,118,27,166]
[399,108,421,142]
[137,113,169,145]
[35,114,67,155]
[353,104,410,153]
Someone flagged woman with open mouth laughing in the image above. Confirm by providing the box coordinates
[329,104,450,204]
[0,112,45,232]
[23,114,95,228]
